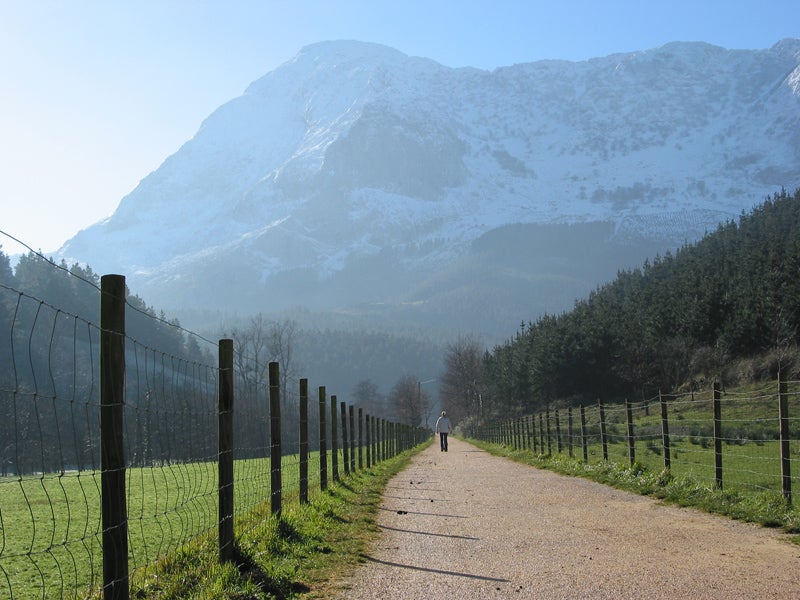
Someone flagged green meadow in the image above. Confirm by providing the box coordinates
[0,452,325,599]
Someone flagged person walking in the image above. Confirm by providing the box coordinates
[435,411,451,452]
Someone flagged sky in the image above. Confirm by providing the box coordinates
[1,0,798,256]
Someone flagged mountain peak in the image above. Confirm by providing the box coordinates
[60,39,800,337]
[297,39,409,62]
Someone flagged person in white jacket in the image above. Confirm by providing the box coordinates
[435,411,451,452]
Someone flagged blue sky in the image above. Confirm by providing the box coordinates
[1,0,797,255]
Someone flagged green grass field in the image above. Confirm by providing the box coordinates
[0,451,329,599]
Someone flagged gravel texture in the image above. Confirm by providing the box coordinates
[332,437,800,599]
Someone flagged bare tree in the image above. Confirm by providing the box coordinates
[439,334,485,424]
[223,315,298,392]
[389,374,430,427]
[268,318,298,406]
[352,379,385,419]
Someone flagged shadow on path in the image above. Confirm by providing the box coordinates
[378,524,479,541]
[377,505,468,518]
[358,554,509,583]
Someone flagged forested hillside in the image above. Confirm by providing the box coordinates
[0,249,445,473]
[481,189,800,417]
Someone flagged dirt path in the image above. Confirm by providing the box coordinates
[332,437,800,599]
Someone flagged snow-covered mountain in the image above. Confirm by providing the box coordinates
[60,39,800,339]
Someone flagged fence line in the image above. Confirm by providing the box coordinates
[0,273,430,599]
[469,375,800,503]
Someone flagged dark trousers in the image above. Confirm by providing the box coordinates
[439,432,448,451]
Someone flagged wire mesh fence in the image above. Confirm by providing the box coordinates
[1,282,103,599]
[472,380,800,501]
[0,267,427,599]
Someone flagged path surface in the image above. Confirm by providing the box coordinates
[332,438,800,599]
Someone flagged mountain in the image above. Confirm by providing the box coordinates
[59,39,800,341]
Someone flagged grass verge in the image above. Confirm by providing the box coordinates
[467,439,800,541]
[127,441,431,599]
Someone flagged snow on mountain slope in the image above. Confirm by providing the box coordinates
[59,39,800,332]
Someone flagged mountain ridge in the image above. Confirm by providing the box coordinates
[59,39,800,339]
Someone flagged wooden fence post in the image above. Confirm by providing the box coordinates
[713,381,723,489]
[567,407,574,458]
[366,414,372,468]
[318,386,327,492]
[340,402,350,476]
[349,405,356,473]
[626,398,635,467]
[218,339,235,563]
[269,362,282,515]
[381,419,387,461]
[598,398,608,461]
[372,417,378,463]
[538,413,545,454]
[375,417,381,463]
[331,395,339,482]
[779,371,791,503]
[660,391,671,470]
[580,404,588,462]
[299,378,309,505]
[555,410,562,454]
[545,409,552,455]
[524,415,531,451]
[100,274,129,600]
[358,408,364,471]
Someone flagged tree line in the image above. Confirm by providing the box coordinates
[461,189,800,421]
[0,249,445,472]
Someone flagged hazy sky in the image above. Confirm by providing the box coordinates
[1,0,797,255]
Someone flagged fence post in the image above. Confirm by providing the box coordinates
[580,404,588,462]
[349,405,356,473]
[218,339,235,564]
[378,419,387,461]
[659,391,671,470]
[626,398,635,467]
[779,371,791,503]
[539,413,545,454]
[358,408,364,470]
[379,417,384,461]
[524,415,531,451]
[545,409,552,455]
[340,402,350,476]
[598,398,608,461]
[372,414,377,465]
[530,414,537,453]
[555,410,562,454]
[365,414,372,468]
[713,381,723,489]
[299,378,309,505]
[374,417,380,463]
[567,407,574,458]
[330,395,339,481]
[269,362,282,515]
[100,274,129,600]
[318,386,327,491]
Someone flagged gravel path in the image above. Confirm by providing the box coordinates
[332,437,800,599]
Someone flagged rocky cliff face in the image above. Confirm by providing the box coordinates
[59,39,800,338]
